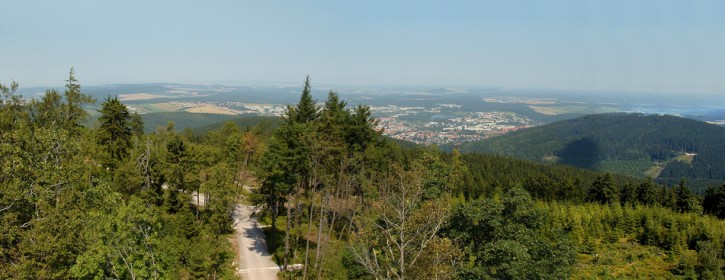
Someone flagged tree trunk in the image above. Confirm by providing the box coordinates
[315,192,328,262]
[271,199,278,233]
[284,194,292,271]
[303,195,315,280]
[314,190,328,277]
[196,185,200,211]
[321,182,343,266]
[293,182,302,262]
[400,185,406,280]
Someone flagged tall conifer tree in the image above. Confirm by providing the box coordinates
[97,96,133,166]
[294,75,318,124]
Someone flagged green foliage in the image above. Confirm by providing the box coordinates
[191,114,278,136]
[457,152,638,202]
[141,111,239,133]
[588,173,619,204]
[130,111,144,137]
[111,158,146,196]
[444,186,576,279]
[695,241,725,279]
[0,75,96,278]
[97,96,133,167]
[255,77,416,278]
[675,179,703,214]
[347,104,380,153]
[704,184,725,218]
[638,178,660,206]
[73,196,164,279]
[292,75,318,124]
[545,200,725,279]
[63,68,96,132]
[349,165,455,280]
[6,73,725,279]
[202,163,237,235]
[458,113,725,191]
[1,74,237,279]
[416,147,453,200]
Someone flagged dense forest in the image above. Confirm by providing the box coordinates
[248,78,725,279]
[2,72,725,279]
[0,71,243,278]
[456,113,725,192]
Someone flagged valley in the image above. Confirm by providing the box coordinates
[4,74,725,280]
[55,83,724,191]
[18,83,722,144]
[5,1,725,278]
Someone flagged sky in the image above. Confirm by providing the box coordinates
[1,0,724,95]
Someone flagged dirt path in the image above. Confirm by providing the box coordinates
[234,204,279,280]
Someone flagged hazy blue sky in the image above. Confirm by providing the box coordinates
[1,0,724,94]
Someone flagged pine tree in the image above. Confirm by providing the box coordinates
[130,111,144,137]
[703,184,725,218]
[165,134,189,212]
[637,178,659,206]
[294,75,318,124]
[259,76,321,271]
[451,148,469,197]
[97,96,133,167]
[62,67,94,131]
[318,90,349,143]
[675,179,702,213]
[346,105,379,152]
[587,173,619,204]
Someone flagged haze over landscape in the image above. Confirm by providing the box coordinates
[3,0,725,94]
[3,1,725,279]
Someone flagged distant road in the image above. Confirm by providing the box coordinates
[234,204,279,280]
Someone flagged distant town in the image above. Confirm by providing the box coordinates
[111,84,723,145]
[370,104,536,144]
[128,100,537,145]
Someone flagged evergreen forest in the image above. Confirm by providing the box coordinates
[2,72,725,279]
[457,113,725,192]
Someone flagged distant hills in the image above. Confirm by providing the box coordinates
[457,113,725,192]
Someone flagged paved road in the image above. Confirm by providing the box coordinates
[234,204,279,280]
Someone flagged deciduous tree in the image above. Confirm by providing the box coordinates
[349,165,451,280]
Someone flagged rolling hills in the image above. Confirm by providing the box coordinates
[457,113,725,192]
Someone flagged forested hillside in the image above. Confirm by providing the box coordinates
[139,112,240,134]
[458,113,725,192]
[190,115,278,136]
[3,74,725,279]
